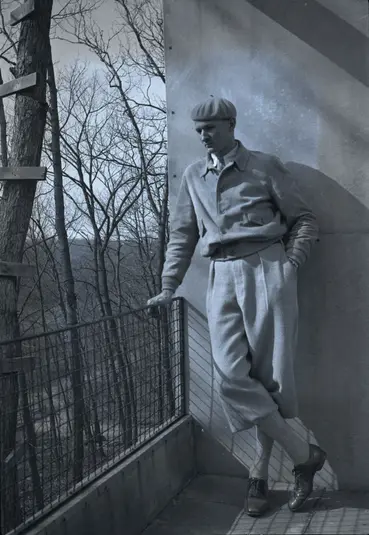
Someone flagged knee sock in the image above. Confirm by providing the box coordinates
[249,427,273,480]
[258,410,310,467]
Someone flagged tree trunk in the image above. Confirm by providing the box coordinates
[47,47,84,484]
[35,240,62,469]
[97,249,137,448]
[0,372,20,534]
[161,311,176,418]
[0,71,8,168]
[91,243,127,444]
[19,371,44,511]
[156,170,175,419]
[36,220,67,323]
[0,2,53,532]
[157,168,169,293]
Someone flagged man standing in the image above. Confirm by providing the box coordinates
[147,97,326,516]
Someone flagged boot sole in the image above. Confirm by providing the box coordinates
[244,498,270,517]
[288,450,327,512]
[245,506,270,518]
[246,511,266,518]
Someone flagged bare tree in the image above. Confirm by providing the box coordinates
[47,45,86,484]
[52,64,143,446]
[56,0,174,428]
[29,217,62,468]
[0,71,8,169]
[57,0,169,292]
[0,1,53,531]
[0,2,174,527]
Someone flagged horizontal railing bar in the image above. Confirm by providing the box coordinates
[0,297,183,346]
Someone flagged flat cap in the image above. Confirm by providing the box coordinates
[191,97,237,122]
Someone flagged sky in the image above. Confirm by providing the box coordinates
[51,0,121,69]
[1,0,165,108]
[0,0,166,240]
[1,0,129,80]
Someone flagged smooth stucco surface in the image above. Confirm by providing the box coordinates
[164,0,369,489]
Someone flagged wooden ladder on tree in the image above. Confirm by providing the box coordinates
[0,0,47,374]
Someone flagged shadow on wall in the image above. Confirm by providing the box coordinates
[286,162,369,233]
[287,162,369,490]
[186,163,369,490]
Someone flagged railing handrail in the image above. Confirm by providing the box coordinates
[0,296,183,346]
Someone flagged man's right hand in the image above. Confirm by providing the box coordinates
[146,290,174,316]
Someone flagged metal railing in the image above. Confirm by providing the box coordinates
[0,298,186,534]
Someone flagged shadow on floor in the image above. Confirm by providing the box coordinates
[142,475,369,535]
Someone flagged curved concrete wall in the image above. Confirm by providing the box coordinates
[163,0,369,489]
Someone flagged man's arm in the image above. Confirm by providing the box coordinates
[161,171,199,292]
[268,156,319,268]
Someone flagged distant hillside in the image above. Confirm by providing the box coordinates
[18,237,161,335]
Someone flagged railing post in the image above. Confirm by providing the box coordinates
[179,297,190,415]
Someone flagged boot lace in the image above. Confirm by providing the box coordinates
[292,466,309,491]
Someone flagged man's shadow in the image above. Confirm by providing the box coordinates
[286,162,369,492]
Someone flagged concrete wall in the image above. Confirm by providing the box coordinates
[164,0,369,490]
[24,417,195,535]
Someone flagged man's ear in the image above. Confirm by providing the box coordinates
[229,118,236,130]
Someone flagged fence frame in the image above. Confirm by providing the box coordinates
[0,298,186,535]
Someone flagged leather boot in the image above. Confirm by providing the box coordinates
[245,478,269,517]
[288,444,326,512]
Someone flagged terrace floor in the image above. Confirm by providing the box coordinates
[142,475,369,535]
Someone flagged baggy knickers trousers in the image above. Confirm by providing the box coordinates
[206,242,299,433]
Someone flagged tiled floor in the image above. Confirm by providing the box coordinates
[142,475,369,535]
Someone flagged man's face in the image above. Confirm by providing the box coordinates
[195,119,235,155]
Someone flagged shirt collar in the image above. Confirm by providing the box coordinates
[201,140,250,178]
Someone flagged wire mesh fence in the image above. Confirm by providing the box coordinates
[0,298,185,535]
